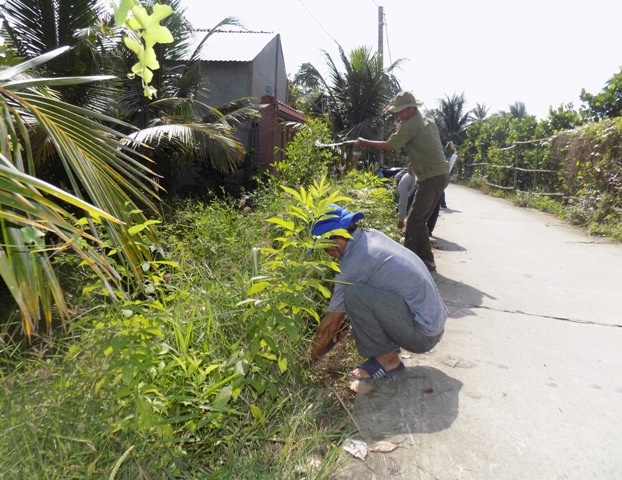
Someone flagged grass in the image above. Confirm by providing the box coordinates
[13,148,620,479]
[0,168,397,479]
[2,162,617,478]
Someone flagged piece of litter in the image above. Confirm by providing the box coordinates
[343,438,368,461]
[368,439,404,453]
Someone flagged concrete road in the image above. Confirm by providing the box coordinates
[335,184,622,480]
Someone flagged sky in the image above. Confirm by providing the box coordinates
[177,0,622,119]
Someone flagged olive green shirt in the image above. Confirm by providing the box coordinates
[387,110,448,181]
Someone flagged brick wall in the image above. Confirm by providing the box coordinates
[258,96,307,170]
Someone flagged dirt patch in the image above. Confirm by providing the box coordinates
[312,328,359,407]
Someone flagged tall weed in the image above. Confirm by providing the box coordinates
[0,121,405,477]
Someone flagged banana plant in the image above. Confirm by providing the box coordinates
[0,46,162,335]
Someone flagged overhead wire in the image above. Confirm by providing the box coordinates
[296,0,340,47]
[296,0,393,66]
[383,10,393,66]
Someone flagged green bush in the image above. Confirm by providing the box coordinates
[1,122,410,477]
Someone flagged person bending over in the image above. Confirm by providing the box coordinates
[309,204,447,382]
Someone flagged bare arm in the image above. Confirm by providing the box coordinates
[310,311,347,361]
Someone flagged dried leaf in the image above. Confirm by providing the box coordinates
[343,438,368,461]
[368,439,404,453]
[348,379,376,394]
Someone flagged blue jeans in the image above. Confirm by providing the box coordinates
[343,283,444,358]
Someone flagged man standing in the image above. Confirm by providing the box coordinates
[309,205,447,381]
[354,91,448,271]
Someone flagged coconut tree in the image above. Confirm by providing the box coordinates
[0,47,162,335]
[2,0,262,191]
[430,92,472,145]
[1,0,115,111]
[509,101,528,119]
[292,45,403,166]
[472,102,490,121]
[110,1,262,187]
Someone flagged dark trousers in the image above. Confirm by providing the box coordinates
[405,173,449,263]
[427,199,442,235]
[344,283,444,357]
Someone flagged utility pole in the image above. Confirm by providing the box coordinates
[378,6,384,69]
[376,5,384,167]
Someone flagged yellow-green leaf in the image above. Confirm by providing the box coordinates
[250,404,265,424]
[278,356,288,374]
[248,281,270,295]
[266,217,295,230]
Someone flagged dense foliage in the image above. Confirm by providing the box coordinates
[580,66,622,122]
[0,118,401,478]
[1,0,621,477]
[456,112,622,240]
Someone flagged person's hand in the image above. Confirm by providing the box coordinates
[354,138,365,148]
[310,312,346,362]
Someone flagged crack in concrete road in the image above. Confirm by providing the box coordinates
[444,301,622,328]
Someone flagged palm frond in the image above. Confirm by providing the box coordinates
[128,122,246,172]
[0,51,164,334]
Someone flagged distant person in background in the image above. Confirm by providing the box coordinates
[396,164,438,236]
[355,91,449,271]
[440,141,457,208]
[396,164,416,231]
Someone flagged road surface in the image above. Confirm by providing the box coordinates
[335,184,622,480]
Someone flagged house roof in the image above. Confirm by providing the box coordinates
[187,29,278,62]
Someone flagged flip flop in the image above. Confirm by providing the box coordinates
[348,357,405,382]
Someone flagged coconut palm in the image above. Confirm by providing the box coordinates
[430,92,472,145]
[2,0,261,190]
[292,45,403,144]
[110,2,262,186]
[472,103,490,121]
[0,47,162,335]
[1,0,115,111]
[509,101,528,119]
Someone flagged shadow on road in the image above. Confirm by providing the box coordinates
[353,366,463,441]
[431,235,466,252]
[433,272,497,319]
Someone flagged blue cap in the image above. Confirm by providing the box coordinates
[311,205,365,237]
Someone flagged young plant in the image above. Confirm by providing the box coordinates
[238,177,352,372]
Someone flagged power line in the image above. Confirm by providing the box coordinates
[296,0,340,47]
[383,11,393,66]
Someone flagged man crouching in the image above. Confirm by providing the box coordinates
[309,204,447,381]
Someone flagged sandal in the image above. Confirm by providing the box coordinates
[348,357,405,382]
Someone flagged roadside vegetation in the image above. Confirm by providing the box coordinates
[1,119,400,478]
[1,0,621,478]
[456,115,622,242]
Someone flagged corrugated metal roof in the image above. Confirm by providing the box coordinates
[187,29,278,62]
